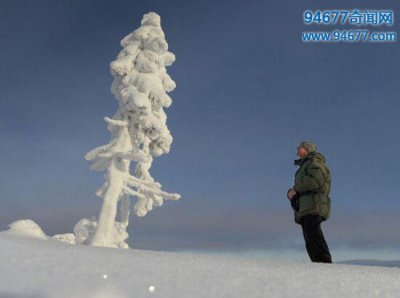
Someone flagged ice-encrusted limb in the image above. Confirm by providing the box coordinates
[104,117,128,127]
[85,143,114,161]
[122,186,146,199]
[125,175,180,200]
[94,150,149,163]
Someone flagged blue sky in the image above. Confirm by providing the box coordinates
[1,0,400,261]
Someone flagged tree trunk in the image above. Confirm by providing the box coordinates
[91,160,123,246]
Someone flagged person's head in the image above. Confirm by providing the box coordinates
[297,141,317,159]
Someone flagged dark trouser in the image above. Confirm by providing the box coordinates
[301,214,332,263]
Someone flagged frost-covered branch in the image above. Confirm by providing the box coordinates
[125,175,180,200]
[104,117,128,127]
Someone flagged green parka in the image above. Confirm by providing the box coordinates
[293,151,331,224]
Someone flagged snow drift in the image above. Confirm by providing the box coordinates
[1,232,400,298]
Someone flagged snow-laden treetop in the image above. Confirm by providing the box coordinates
[109,11,177,158]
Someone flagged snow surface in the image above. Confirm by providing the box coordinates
[1,232,399,298]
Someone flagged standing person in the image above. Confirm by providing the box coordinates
[287,141,332,263]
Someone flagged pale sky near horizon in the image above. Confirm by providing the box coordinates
[1,0,400,260]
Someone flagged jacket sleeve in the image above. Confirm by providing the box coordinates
[295,162,326,193]
[290,193,299,211]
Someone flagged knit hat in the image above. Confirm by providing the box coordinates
[299,141,317,153]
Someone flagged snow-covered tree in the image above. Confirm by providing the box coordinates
[80,12,180,248]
